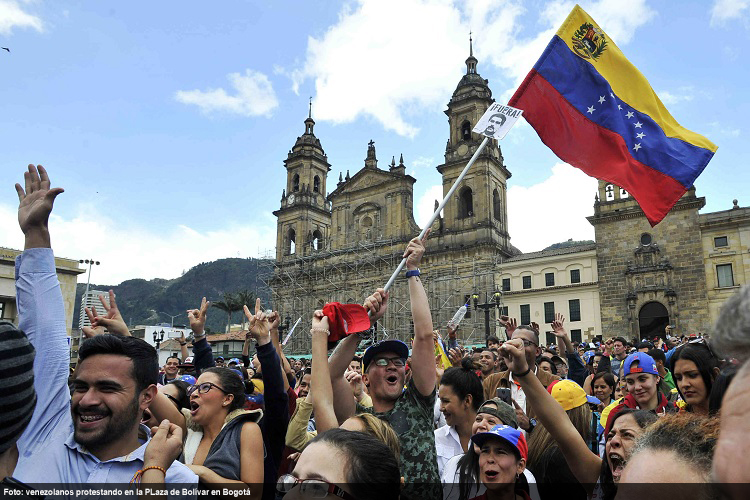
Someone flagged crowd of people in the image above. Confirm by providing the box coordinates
[2,164,750,500]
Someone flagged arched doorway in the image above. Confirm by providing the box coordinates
[638,301,669,340]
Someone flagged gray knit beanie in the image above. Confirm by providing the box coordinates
[0,321,37,455]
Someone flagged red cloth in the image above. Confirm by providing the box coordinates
[603,392,675,436]
[322,302,371,342]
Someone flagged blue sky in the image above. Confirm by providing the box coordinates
[1,0,747,284]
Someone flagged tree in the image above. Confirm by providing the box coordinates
[236,289,255,330]
[211,292,240,333]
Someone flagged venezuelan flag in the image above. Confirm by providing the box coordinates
[509,5,717,226]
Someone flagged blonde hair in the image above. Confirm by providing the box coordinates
[351,413,401,461]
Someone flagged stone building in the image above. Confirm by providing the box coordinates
[270,48,749,353]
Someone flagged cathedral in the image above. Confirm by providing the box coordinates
[270,47,749,354]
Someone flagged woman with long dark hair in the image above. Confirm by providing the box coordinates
[669,341,720,415]
[435,357,485,476]
[591,371,616,408]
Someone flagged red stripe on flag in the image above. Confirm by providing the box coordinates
[511,70,686,226]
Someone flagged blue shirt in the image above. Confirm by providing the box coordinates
[14,248,197,488]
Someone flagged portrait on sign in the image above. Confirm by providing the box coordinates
[473,104,523,140]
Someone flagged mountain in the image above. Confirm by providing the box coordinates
[73,257,272,333]
[543,239,595,251]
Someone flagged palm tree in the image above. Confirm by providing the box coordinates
[236,289,255,330]
[212,292,239,333]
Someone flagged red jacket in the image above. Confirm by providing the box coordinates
[603,392,676,436]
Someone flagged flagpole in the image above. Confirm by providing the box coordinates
[382,136,491,292]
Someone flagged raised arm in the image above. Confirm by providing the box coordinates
[310,312,338,433]
[329,288,388,423]
[405,230,436,397]
[14,165,70,453]
[500,338,601,486]
[187,297,214,374]
[268,312,291,392]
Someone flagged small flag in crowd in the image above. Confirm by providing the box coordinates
[509,4,717,226]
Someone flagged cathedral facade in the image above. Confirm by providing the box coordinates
[270,50,749,354]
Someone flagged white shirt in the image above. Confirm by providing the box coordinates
[508,366,537,414]
[434,394,446,429]
[434,425,465,478]
[441,452,540,500]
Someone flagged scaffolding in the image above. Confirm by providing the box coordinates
[259,237,507,355]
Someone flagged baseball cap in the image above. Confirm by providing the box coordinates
[623,352,659,377]
[178,356,194,368]
[179,374,196,385]
[471,424,528,460]
[322,302,372,343]
[547,379,599,411]
[362,339,409,371]
[216,356,225,361]
[229,358,241,365]
[477,398,518,429]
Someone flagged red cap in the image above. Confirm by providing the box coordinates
[322,302,372,343]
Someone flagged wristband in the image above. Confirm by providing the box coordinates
[309,328,330,337]
[405,269,421,278]
[179,342,187,346]
[512,367,531,378]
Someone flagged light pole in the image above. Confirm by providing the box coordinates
[158,311,181,327]
[79,259,101,312]
[472,287,504,347]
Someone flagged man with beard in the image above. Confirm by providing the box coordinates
[483,324,560,433]
[12,165,196,487]
[328,231,441,500]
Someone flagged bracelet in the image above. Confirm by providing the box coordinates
[309,328,330,337]
[179,342,187,346]
[129,465,166,485]
[405,269,421,278]
[512,367,531,378]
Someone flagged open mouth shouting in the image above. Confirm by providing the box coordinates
[482,469,500,482]
[609,453,625,481]
[385,374,399,385]
[190,401,201,417]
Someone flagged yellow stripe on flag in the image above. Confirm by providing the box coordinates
[557,5,716,152]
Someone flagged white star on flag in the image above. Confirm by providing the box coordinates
[634,122,643,128]
[610,92,615,98]
[633,143,642,151]
[598,96,606,104]
[636,132,646,139]
[625,111,634,119]
[618,105,622,110]
[587,106,596,114]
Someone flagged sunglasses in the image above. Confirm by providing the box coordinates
[373,357,406,368]
[276,474,356,500]
[187,382,228,397]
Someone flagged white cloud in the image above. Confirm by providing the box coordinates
[0,0,43,35]
[709,121,741,137]
[710,0,749,26]
[175,69,279,117]
[0,202,277,285]
[507,163,597,252]
[414,163,597,253]
[657,86,695,105]
[415,184,445,228]
[289,0,655,138]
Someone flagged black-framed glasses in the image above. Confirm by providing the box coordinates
[164,393,182,409]
[276,474,357,500]
[187,382,228,397]
[373,357,406,368]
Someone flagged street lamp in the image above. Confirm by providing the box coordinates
[472,286,504,347]
[158,311,181,327]
[153,329,165,349]
[79,259,101,315]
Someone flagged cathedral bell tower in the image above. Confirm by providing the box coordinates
[273,104,332,260]
[436,36,513,255]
